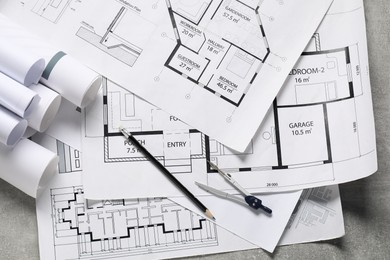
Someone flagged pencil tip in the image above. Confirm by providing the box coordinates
[205,209,216,221]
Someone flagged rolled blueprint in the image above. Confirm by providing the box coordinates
[0,106,27,146]
[23,127,37,138]
[40,52,102,108]
[0,72,41,118]
[0,16,45,86]
[0,138,58,198]
[0,13,101,108]
[28,83,62,132]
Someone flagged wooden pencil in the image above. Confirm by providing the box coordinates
[120,127,215,220]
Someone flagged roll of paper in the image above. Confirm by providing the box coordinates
[0,14,101,108]
[0,106,27,146]
[28,83,62,132]
[0,138,58,198]
[23,127,37,138]
[40,53,102,108]
[0,72,41,118]
[0,15,45,86]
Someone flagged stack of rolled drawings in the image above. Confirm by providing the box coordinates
[0,14,102,197]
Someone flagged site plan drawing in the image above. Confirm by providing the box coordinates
[0,0,333,151]
[81,0,376,199]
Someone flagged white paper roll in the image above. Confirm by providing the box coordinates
[0,72,41,118]
[0,14,101,108]
[0,106,27,146]
[0,15,45,86]
[0,138,58,198]
[40,54,102,108]
[23,127,37,138]
[28,83,62,132]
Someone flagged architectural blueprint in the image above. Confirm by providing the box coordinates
[33,133,303,256]
[279,185,344,245]
[77,0,377,199]
[33,134,257,259]
[33,133,341,255]
[172,185,344,249]
[0,0,333,151]
[36,175,259,260]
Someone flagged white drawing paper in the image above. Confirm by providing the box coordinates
[0,106,27,146]
[172,190,302,253]
[0,72,40,118]
[28,83,62,132]
[0,13,45,86]
[279,185,345,246]
[0,0,333,151]
[33,134,260,260]
[81,35,377,198]
[16,0,374,198]
[44,99,82,151]
[0,138,58,197]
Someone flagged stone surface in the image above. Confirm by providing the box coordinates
[0,0,389,259]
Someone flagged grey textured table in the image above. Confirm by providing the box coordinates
[1,1,389,259]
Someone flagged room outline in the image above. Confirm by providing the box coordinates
[96,37,367,181]
[164,0,271,107]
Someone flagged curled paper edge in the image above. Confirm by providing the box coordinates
[0,138,58,198]
[28,83,62,132]
[0,106,27,147]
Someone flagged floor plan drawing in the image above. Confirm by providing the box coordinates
[34,133,298,257]
[209,41,364,172]
[32,0,72,23]
[5,0,333,152]
[50,186,219,260]
[164,0,270,106]
[279,185,344,245]
[33,134,261,260]
[83,25,376,196]
[87,78,206,174]
[287,186,336,229]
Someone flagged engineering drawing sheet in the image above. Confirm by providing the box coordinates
[0,0,333,151]
[33,133,303,255]
[33,133,342,255]
[33,134,259,259]
[172,185,344,248]
[279,185,345,245]
[81,0,377,200]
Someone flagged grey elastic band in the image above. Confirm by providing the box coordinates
[42,51,66,80]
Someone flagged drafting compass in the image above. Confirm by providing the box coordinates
[196,161,272,214]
